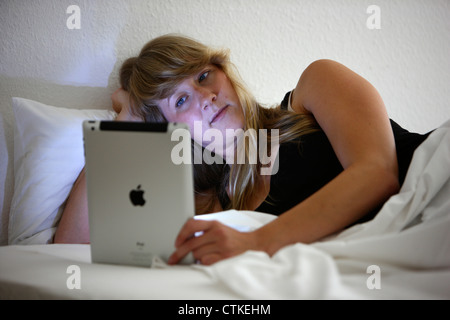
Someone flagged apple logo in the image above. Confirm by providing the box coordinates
[129,185,146,206]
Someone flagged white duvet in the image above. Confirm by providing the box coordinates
[1,120,449,299]
[194,119,450,299]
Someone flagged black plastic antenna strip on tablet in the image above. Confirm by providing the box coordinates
[99,121,168,132]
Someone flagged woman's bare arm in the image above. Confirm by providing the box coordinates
[257,59,399,252]
[54,89,141,243]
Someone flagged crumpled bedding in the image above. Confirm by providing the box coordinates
[196,119,450,299]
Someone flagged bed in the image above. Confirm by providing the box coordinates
[0,97,449,300]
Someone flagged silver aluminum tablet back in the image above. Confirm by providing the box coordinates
[83,121,195,267]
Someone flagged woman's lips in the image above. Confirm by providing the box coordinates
[210,105,229,124]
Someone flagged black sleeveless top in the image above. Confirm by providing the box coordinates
[255,92,431,221]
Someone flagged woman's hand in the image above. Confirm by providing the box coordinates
[111,88,142,121]
[168,219,262,265]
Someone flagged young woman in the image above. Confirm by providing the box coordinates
[54,34,430,266]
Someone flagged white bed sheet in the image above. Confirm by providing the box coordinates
[0,244,240,300]
[1,120,449,300]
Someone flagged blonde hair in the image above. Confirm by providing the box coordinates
[119,34,319,212]
[120,34,231,122]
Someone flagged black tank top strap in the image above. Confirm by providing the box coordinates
[280,91,291,110]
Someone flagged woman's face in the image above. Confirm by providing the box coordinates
[157,65,245,154]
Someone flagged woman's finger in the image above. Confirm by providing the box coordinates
[169,220,227,265]
[174,218,218,248]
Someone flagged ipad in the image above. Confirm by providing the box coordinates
[83,120,195,267]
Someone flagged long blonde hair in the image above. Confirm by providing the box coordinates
[119,34,319,212]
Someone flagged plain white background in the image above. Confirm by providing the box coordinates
[1,0,450,244]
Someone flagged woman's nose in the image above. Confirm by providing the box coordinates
[199,88,217,110]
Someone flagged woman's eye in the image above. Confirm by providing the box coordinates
[199,71,209,82]
[176,96,187,108]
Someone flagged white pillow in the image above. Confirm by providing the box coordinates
[8,97,115,245]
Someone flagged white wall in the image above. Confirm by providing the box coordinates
[1,0,449,130]
[1,0,450,244]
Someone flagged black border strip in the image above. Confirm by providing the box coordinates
[99,121,168,132]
